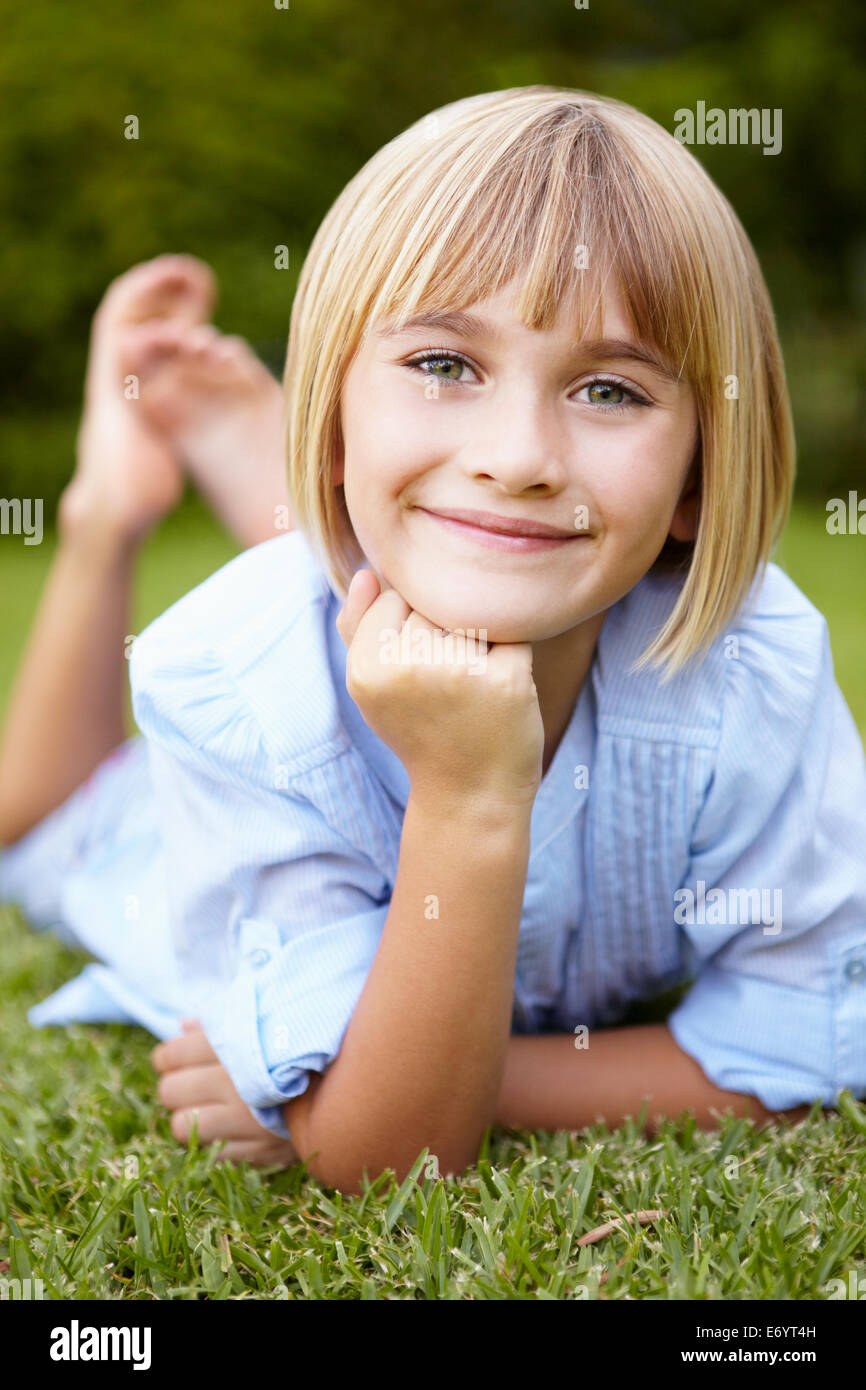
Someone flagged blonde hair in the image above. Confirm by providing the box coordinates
[284,85,795,677]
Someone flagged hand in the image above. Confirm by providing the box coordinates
[151,1019,298,1168]
[336,569,544,811]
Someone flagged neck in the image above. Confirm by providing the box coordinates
[532,611,606,779]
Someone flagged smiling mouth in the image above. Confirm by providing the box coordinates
[417,506,588,552]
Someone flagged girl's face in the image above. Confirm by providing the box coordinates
[336,275,700,643]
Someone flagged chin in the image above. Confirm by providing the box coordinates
[406,592,555,645]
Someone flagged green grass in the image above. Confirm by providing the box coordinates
[2,907,866,1300]
[1,495,864,1300]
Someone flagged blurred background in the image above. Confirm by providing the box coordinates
[0,0,863,732]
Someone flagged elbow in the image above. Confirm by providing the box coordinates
[282,1084,364,1193]
[303,1140,478,1197]
[290,1109,481,1195]
[285,1077,485,1193]
[301,1152,369,1197]
[753,1100,814,1129]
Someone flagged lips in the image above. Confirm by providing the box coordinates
[419,507,580,539]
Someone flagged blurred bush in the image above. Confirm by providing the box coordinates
[1,0,863,513]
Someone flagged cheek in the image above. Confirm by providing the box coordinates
[587,419,694,531]
[343,376,433,490]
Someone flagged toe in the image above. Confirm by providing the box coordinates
[186,323,222,353]
[122,320,188,378]
[127,316,187,348]
[215,334,246,357]
[97,255,217,329]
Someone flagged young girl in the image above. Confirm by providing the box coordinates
[2,88,865,1194]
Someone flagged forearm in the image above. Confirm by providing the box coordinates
[285,791,532,1191]
[494,1024,813,1133]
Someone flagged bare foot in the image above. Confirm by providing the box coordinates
[133,324,292,549]
[59,254,217,545]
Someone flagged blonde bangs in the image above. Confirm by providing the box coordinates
[358,99,718,385]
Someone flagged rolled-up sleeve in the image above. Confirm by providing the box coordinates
[667,605,866,1112]
[207,904,390,1128]
[130,623,391,1142]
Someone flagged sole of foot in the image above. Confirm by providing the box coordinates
[61,255,219,546]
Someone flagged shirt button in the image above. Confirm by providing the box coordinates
[247,948,271,969]
[844,957,866,984]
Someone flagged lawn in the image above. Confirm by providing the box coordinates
[1,495,864,1301]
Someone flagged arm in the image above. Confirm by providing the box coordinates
[494,1025,815,1134]
[286,793,531,1191]
[283,570,544,1194]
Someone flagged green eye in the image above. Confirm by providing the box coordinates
[406,349,474,383]
[587,382,627,405]
[425,356,464,380]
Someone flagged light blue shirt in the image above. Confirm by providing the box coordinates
[2,528,865,1140]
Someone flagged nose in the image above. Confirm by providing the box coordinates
[460,383,570,495]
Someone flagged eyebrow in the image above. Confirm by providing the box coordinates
[377,310,679,382]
